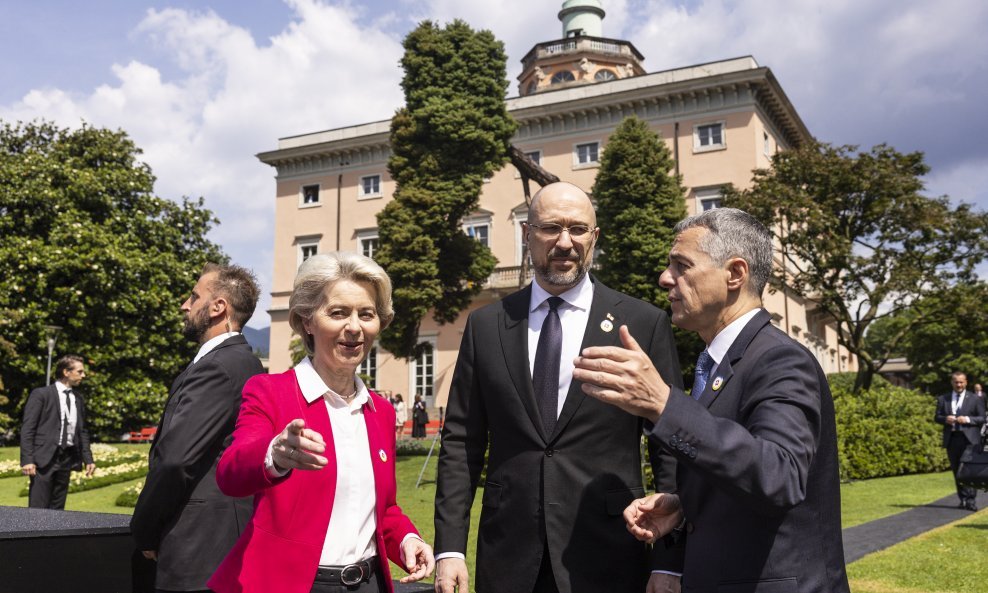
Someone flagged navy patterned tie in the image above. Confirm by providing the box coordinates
[533,297,564,435]
[693,351,713,400]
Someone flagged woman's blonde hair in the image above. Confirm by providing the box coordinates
[288,252,394,356]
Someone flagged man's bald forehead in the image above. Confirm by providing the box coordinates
[530,182,596,224]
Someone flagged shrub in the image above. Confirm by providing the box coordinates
[830,373,948,481]
[115,482,143,507]
[396,438,436,457]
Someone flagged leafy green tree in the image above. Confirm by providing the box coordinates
[591,117,701,383]
[725,141,988,391]
[376,20,516,358]
[866,282,988,394]
[0,120,226,438]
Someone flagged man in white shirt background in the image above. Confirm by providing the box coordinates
[20,354,96,509]
[935,371,986,511]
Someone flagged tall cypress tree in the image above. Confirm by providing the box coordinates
[376,20,516,358]
[593,116,687,307]
[592,117,701,385]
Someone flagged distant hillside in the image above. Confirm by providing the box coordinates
[243,326,270,357]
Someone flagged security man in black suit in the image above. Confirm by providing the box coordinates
[130,263,264,592]
[434,182,682,593]
[576,208,849,593]
[935,371,986,511]
[20,354,96,509]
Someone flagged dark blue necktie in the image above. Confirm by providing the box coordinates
[693,351,713,400]
[533,296,564,435]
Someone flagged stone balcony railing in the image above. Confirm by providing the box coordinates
[485,265,534,290]
[520,35,644,72]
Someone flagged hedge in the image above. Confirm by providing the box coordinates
[830,373,948,481]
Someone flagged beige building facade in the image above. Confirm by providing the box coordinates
[258,3,856,408]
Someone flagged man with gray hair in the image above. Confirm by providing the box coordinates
[574,208,849,593]
[131,263,264,592]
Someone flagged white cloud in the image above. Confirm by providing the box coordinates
[1,0,410,328]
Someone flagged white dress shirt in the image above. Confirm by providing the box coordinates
[704,308,762,376]
[265,358,421,566]
[54,380,77,447]
[528,273,595,418]
[193,331,239,364]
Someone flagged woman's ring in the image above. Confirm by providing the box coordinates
[290,447,297,459]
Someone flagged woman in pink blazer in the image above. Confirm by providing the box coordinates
[209,253,434,593]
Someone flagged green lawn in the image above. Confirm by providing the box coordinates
[847,509,988,593]
[839,471,956,528]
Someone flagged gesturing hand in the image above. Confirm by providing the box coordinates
[400,538,435,583]
[272,419,328,471]
[573,325,671,423]
[624,493,683,544]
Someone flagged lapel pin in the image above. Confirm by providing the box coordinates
[600,319,613,332]
[379,449,387,462]
[711,377,724,391]
[606,313,614,320]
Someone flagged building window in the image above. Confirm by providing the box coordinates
[297,239,319,267]
[300,184,320,206]
[694,187,723,212]
[594,69,616,81]
[526,80,538,95]
[764,131,772,157]
[359,346,377,389]
[575,142,599,166]
[465,223,490,247]
[551,70,575,84]
[694,122,725,151]
[413,341,435,403]
[356,229,379,260]
[524,150,542,165]
[359,174,382,198]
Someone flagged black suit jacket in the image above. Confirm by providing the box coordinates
[130,334,263,590]
[20,384,94,470]
[435,280,682,593]
[650,309,849,593]
[935,390,986,447]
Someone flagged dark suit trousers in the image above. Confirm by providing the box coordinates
[947,431,976,503]
[28,446,75,509]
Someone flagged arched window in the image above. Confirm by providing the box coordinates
[594,69,616,81]
[551,70,575,84]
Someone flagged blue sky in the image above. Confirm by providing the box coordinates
[3,0,987,328]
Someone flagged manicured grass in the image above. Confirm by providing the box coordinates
[0,444,150,513]
[394,453,481,587]
[847,508,988,593]
[839,471,956,528]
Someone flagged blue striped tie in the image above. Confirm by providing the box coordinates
[693,351,713,400]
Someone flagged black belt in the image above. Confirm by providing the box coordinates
[315,557,377,587]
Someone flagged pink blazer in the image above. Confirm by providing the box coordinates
[208,370,418,593]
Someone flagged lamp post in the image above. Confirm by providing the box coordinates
[44,325,63,386]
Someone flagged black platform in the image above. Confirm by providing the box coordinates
[0,505,133,592]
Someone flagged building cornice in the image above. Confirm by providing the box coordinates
[256,56,811,178]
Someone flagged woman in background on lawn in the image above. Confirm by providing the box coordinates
[209,252,434,593]
[393,394,407,438]
[411,394,428,439]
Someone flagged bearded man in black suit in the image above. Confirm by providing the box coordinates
[21,354,96,509]
[434,182,682,593]
[131,263,264,592]
[575,208,849,593]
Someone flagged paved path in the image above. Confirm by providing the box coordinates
[842,489,988,563]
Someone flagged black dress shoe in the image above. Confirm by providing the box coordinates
[964,501,978,511]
